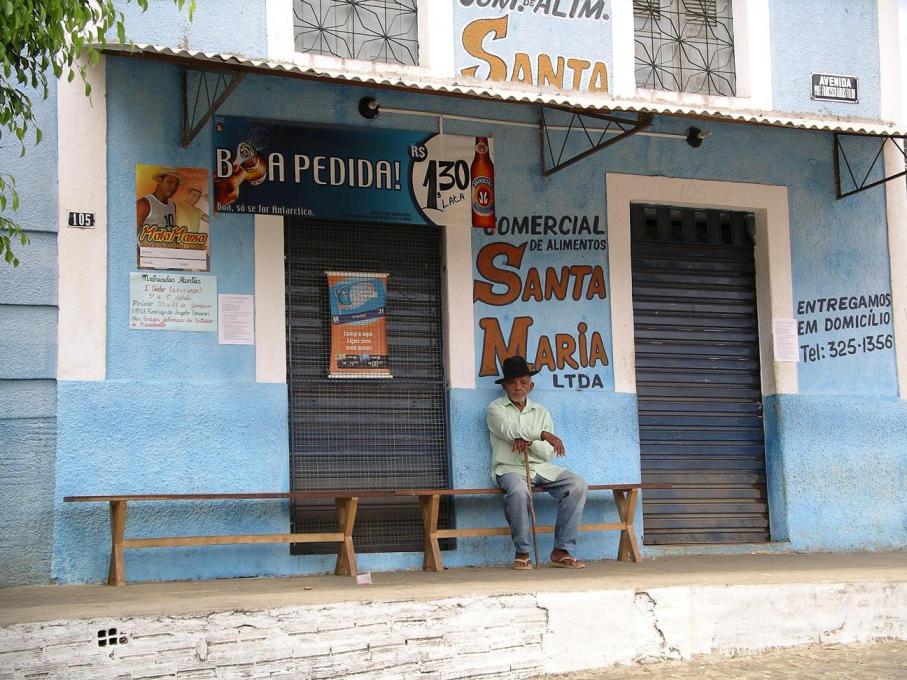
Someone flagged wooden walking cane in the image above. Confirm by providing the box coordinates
[523,452,541,568]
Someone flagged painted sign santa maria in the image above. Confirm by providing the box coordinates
[327,272,392,378]
[455,0,612,94]
[213,116,494,228]
[473,213,612,390]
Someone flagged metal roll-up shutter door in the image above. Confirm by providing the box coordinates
[631,204,770,545]
[285,219,453,553]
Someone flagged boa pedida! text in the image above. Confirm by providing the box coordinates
[474,241,609,384]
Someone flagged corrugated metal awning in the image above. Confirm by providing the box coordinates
[101,43,907,137]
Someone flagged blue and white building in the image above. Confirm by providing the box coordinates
[2,0,907,586]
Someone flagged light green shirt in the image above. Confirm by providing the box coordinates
[486,395,566,483]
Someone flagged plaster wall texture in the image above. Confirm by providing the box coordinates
[114,0,267,57]
[0,83,59,586]
[1,580,905,678]
[770,0,882,119]
[50,56,905,584]
[764,394,907,551]
[0,418,56,585]
[53,380,293,584]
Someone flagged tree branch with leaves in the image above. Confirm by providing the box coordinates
[0,0,194,267]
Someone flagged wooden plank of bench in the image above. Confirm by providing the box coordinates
[403,484,668,571]
[395,483,670,497]
[65,491,397,585]
[122,533,345,548]
[614,487,641,562]
[64,490,396,502]
[418,495,442,571]
[334,497,358,577]
[109,500,127,587]
[434,522,626,539]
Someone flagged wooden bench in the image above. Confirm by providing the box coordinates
[63,491,397,586]
[395,483,669,571]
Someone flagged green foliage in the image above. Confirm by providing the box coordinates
[0,0,195,267]
[0,173,23,266]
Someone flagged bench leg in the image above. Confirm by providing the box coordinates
[419,495,443,572]
[334,497,359,577]
[107,500,127,586]
[613,489,641,562]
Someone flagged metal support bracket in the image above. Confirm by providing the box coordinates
[539,105,653,177]
[181,67,245,148]
[833,132,907,199]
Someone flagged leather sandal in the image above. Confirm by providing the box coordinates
[547,554,586,569]
[512,556,533,570]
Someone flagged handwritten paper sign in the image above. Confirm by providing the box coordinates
[129,272,217,332]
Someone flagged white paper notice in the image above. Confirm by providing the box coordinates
[129,272,217,332]
[218,294,255,345]
[772,319,800,362]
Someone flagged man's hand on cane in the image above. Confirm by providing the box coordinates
[513,433,565,457]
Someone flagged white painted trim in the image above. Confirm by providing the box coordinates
[57,56,107,381]
[606,174,796,396]
[419,0,454,77]
[879,0,907,398]
[444,223,476,390]
[266,0,295,62]
[884,143,907,399]
[879,0,904,123]
[734,0,773,108]
[254,215,287,383]
[902,0,907,128]
[610,0,637,98]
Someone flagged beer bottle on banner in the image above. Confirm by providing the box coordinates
[470,136,495,229]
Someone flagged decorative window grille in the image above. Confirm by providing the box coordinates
[293,0,419,66]
[634,0,736,96]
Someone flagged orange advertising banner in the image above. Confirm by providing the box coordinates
[326,271,391,378]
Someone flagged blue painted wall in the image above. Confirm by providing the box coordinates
[49,49,906,583]
[114,0,267,57]
[0,82,59,586]
[765,394,907,550]
[770,0,881,119]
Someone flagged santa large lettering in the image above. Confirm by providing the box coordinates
[474,241,609,387]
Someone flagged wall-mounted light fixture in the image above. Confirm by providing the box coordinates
[685,126,710,148]
[359,96,380,119]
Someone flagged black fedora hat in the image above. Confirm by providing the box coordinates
[494,355,540,384]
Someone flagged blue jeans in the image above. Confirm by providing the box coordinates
[496,470,588,555]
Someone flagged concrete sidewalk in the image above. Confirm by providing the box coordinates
[1,551,905,679]
[2,550,904,625]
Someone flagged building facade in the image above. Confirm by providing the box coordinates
[2,0,907,585]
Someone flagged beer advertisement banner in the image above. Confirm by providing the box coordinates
[327,271,391,379]
[213,116,495,228]
[136,164,210,271]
